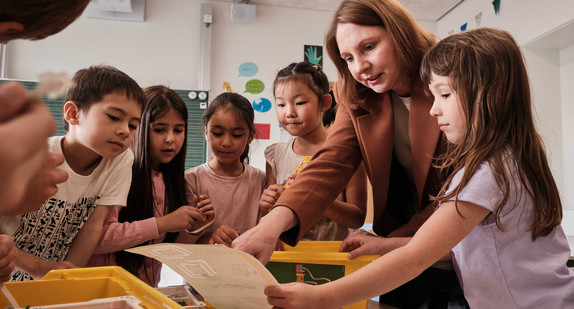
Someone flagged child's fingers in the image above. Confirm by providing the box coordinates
[197,199,212,208]
[216,226,239,246]
[188,210,203,221]
[211,233,232,247]
[189,194,199,207]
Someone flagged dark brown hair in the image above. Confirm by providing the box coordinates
[203,92,256,163]
[420,28,562,240]
[325,0,435,109]
[0,0,90,41]
[63,65,145,130]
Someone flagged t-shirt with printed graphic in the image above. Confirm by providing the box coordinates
[10,135,133,281]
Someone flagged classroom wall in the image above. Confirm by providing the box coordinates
[561,45,574,214]
[437,0,574,210]
[207,1,436,170]
[4,0,435,173]
[207,1,337,170]
[5,0,203,90]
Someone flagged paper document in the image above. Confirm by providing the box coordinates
[127,243,278,309]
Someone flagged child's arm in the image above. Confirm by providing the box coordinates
[323,164,368,229]
[65,205,113,267]
[94,204,208,255]
[339,229,410,259]
[14,249,76,280]
[259,163,284,215]
[0,235,17,282]
[265,200,490,308]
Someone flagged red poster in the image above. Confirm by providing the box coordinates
[254,123,270,140]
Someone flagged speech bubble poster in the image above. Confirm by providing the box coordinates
[252,97,271,113]
[238,62,258,77]
[304,45,323,68]
[245,79,264,94]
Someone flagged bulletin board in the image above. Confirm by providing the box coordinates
[0,79,207,169]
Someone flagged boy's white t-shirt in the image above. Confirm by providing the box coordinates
[11,135,133,281]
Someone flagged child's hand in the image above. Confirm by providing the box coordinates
[156,206,203,234]
[339,229,387,259]
[209,225,239,247]
[195,194,216,222]
[15,151,68,215]
[0,235,17,282]
[183,194,216,235]
[265,282,328,309]
[32,260,77,280]
[259,184,285,214]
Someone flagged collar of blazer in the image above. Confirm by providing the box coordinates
[353,77,441,203]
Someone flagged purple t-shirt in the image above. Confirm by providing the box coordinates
[449,159,574,308]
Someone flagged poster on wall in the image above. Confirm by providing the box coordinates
[304,45,323,68]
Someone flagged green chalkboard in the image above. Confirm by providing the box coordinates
[0,79,207,169]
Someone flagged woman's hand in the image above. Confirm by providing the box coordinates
[265,282,333,309]
[209,225,239,247]
[259,184,284,214]
[233,206,299,264]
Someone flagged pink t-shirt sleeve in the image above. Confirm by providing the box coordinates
[92,206,160,254]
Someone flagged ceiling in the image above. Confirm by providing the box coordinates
[218,0,463,21]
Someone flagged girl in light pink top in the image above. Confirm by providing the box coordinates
[178,92,266,247]
[88,86,214,286]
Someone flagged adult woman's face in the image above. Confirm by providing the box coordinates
[336,23,411,96]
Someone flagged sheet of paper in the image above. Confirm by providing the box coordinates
[126,243,278,308]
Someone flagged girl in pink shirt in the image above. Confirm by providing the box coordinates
[88,85,214,286]
[178,92,266,246]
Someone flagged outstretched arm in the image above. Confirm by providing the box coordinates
[233,206,299,264]
[265,201,489,308]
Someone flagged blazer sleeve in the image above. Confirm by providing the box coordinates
[276,102,364,245]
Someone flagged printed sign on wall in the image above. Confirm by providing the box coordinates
[304,45,323,68]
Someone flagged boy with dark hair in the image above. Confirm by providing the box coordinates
[11,65,145,281]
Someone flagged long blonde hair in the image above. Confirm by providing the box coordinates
[325,0,435,109]
[420,28,562,240]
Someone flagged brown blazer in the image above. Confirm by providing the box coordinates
[277,78,444,245]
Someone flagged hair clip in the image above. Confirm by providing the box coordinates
[313,65,319,70]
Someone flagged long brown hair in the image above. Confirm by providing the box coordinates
[325,0,435,109]
[420,28,562,240]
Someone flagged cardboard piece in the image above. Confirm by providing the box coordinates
[127,243,278,308]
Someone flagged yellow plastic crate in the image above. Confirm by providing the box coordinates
[268,241,379,309]
[282,240,344,252]
[0,266,183,308]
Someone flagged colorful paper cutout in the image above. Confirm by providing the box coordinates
[254,123,270,140]
[238,62,258,77]
[252,97,271,113]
